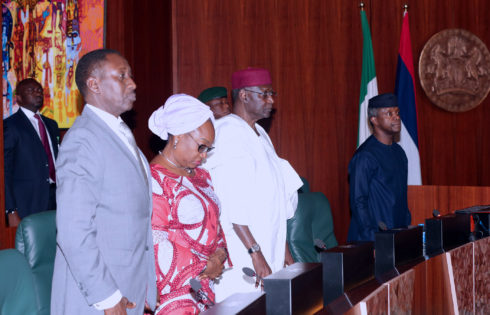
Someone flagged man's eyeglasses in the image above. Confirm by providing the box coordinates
[188,134,214,153]
[244,89,277,99]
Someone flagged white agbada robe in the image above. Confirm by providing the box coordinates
[203,114,302,302]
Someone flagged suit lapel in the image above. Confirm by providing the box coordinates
[83,107,149,186]
[15,109,47,154]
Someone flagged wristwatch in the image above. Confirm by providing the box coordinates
[248,243,261,254]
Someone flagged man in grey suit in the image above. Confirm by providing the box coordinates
[51,49,156,314]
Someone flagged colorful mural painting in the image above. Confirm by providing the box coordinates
[2,0,104,128]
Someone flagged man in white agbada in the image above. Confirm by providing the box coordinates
[204,67,302,302]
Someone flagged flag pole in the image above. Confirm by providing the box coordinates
[403,4,409,13]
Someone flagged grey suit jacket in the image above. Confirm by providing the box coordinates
[51,106,156,314]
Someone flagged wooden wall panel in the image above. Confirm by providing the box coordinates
[105,0,134,64]
[171,0,490,243]
[106,0,173,159]
[407,185,490,225]
[172,0,361,243]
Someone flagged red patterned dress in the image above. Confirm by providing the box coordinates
[151,164,229,314]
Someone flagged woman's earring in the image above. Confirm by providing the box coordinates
[173,139,178,149]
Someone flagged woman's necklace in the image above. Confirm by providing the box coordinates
[160,151,192,175]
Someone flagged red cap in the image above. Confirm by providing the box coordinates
[231,67,272,89]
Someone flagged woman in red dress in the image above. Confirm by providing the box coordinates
[148,94,230,314]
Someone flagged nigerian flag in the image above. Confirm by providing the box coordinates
[357,9,378,147]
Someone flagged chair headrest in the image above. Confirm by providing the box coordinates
[15,210,57,269]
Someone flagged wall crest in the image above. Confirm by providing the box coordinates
[419,29,490,112]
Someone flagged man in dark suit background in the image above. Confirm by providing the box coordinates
[3,78,60,227]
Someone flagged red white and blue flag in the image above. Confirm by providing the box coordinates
[395,12,422,185]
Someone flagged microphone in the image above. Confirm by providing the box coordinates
[432,209,441,218]
[242,267,263,281]
[189,278,215,306]
[314,238,327,250]
[378,221,388,231]
[468,232,477,242]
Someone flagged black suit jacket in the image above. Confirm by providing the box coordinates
[4,108,60,218]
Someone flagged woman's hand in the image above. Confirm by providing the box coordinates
[198,248,227,280]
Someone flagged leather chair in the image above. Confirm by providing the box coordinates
[287,192,338,262]
[15,210,57,315]
[0,249,38,315]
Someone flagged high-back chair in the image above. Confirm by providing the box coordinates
[15,210,57,315]
[0,249,38,315]
[287,192,338,262]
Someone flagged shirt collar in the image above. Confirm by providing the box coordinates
[85,104,124,131]
[20,106,40,119]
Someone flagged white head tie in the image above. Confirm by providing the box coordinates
[148,94,215,140]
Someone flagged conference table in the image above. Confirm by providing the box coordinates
[320,234,489,314]
[204,222,489,314]
[202,184,490,314]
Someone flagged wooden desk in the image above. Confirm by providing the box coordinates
[407,185,490,225]
[322,236,490,315]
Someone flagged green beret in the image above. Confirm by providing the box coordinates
[198,87,228,103]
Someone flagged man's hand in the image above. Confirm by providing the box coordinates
[7,212,21,227]
[251,251,272,288]
[104,297,136,315]
[231,223,272,288]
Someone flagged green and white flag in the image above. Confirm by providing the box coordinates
[357,10,378,147]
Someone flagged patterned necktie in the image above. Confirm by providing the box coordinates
[119,121,148,187]
[34,114,56,182]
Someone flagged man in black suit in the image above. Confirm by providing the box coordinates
[4,78,60,227]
